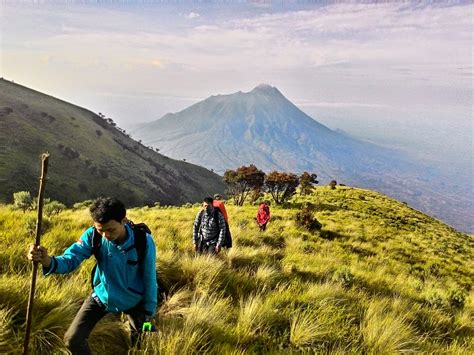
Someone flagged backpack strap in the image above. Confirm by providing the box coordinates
[91,228,102,261]
[197,210,204,235]
[127,222,150,267]
[90,228,102,290]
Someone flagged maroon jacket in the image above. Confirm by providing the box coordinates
[256,203,270,225]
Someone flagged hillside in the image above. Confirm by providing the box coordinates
[132,84,473,234]
[0,79,225,207]
[0,186,472,353]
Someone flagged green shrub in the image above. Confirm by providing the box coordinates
[73,200,94,210]
[425,290,445,309]
[44,200,66,217]
[295,203,322,232]
[332,267,355,288]
[25,216,51,236]
[13,191,32,212]
[448,288,466,309]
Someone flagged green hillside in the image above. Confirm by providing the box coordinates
[0,187,472,353]
[0,79,225,206]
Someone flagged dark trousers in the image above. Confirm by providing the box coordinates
[259,223,267,232]
[197,240,218,255]
[64,295,148,354]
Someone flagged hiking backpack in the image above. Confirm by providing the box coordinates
[89,221,152,289]
[198,208,232,248]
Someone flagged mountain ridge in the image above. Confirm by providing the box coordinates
[0,79,225,206]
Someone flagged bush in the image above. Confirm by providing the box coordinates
[425,290,445,309]
[44,200,66,217]
[295,203,322,232]
[332,267,354,288]
[447,288,465,309]
[13,191,32,212]
[25,216,51,236]
[73,200,94,210]
[31,197,52,211]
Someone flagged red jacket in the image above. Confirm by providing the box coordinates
[256,203,270,225]
[213,200,228,222]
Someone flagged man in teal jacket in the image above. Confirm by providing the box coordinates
[27,197,157,354]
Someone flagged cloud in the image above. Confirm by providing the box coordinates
[8,3,471,77]
[295,100,390,109]
[2,2,472,116]
[185,12,200,19]
[150,59,165,68]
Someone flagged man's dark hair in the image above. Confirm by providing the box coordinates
[89,197,126,223]
[203,196,213,204]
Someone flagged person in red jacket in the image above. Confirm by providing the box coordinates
[256,201,271,232]
[213,194,228,222]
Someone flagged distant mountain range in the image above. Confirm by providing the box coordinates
[133,84,473,233]
[0,79,225,207]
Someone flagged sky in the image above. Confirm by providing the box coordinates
[1,1,472,175]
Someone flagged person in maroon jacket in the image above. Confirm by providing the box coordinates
[256,201,271,232]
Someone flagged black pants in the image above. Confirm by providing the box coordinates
[64,295,148,354]
[259,223,267,232]
[197,241,218,255]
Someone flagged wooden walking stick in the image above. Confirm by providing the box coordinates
[23,153,50,355]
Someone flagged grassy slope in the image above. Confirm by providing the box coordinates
[0,187,472,354]
[0,79,225,206]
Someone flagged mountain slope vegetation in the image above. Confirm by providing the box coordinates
[0,79,225,207]
[0,186,472,353]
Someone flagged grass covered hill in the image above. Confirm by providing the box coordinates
[0,186,472,353]
[0,79,225,207]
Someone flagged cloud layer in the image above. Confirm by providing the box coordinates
[1,2,471,124]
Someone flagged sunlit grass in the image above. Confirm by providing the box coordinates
[0,186,472,353]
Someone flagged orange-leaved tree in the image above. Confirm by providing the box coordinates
[265,171,299,205]
[223,165,265,206]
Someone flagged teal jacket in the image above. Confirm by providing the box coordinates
[43,224,158,316]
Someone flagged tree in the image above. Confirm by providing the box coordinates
[299,172,318,195]
[13,191,32,212]
[106,118,116,126]
[249,187,263,204]
[329,180,337,190]
[223,165,265,206]
[265,171,299,204]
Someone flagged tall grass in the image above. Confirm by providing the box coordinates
[0,186,472,353]
[361,298,421,353]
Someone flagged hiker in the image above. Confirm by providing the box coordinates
[256,201,271,232]
[213,193,228,222]
[27,197,157,354]
[193,196,226,255]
